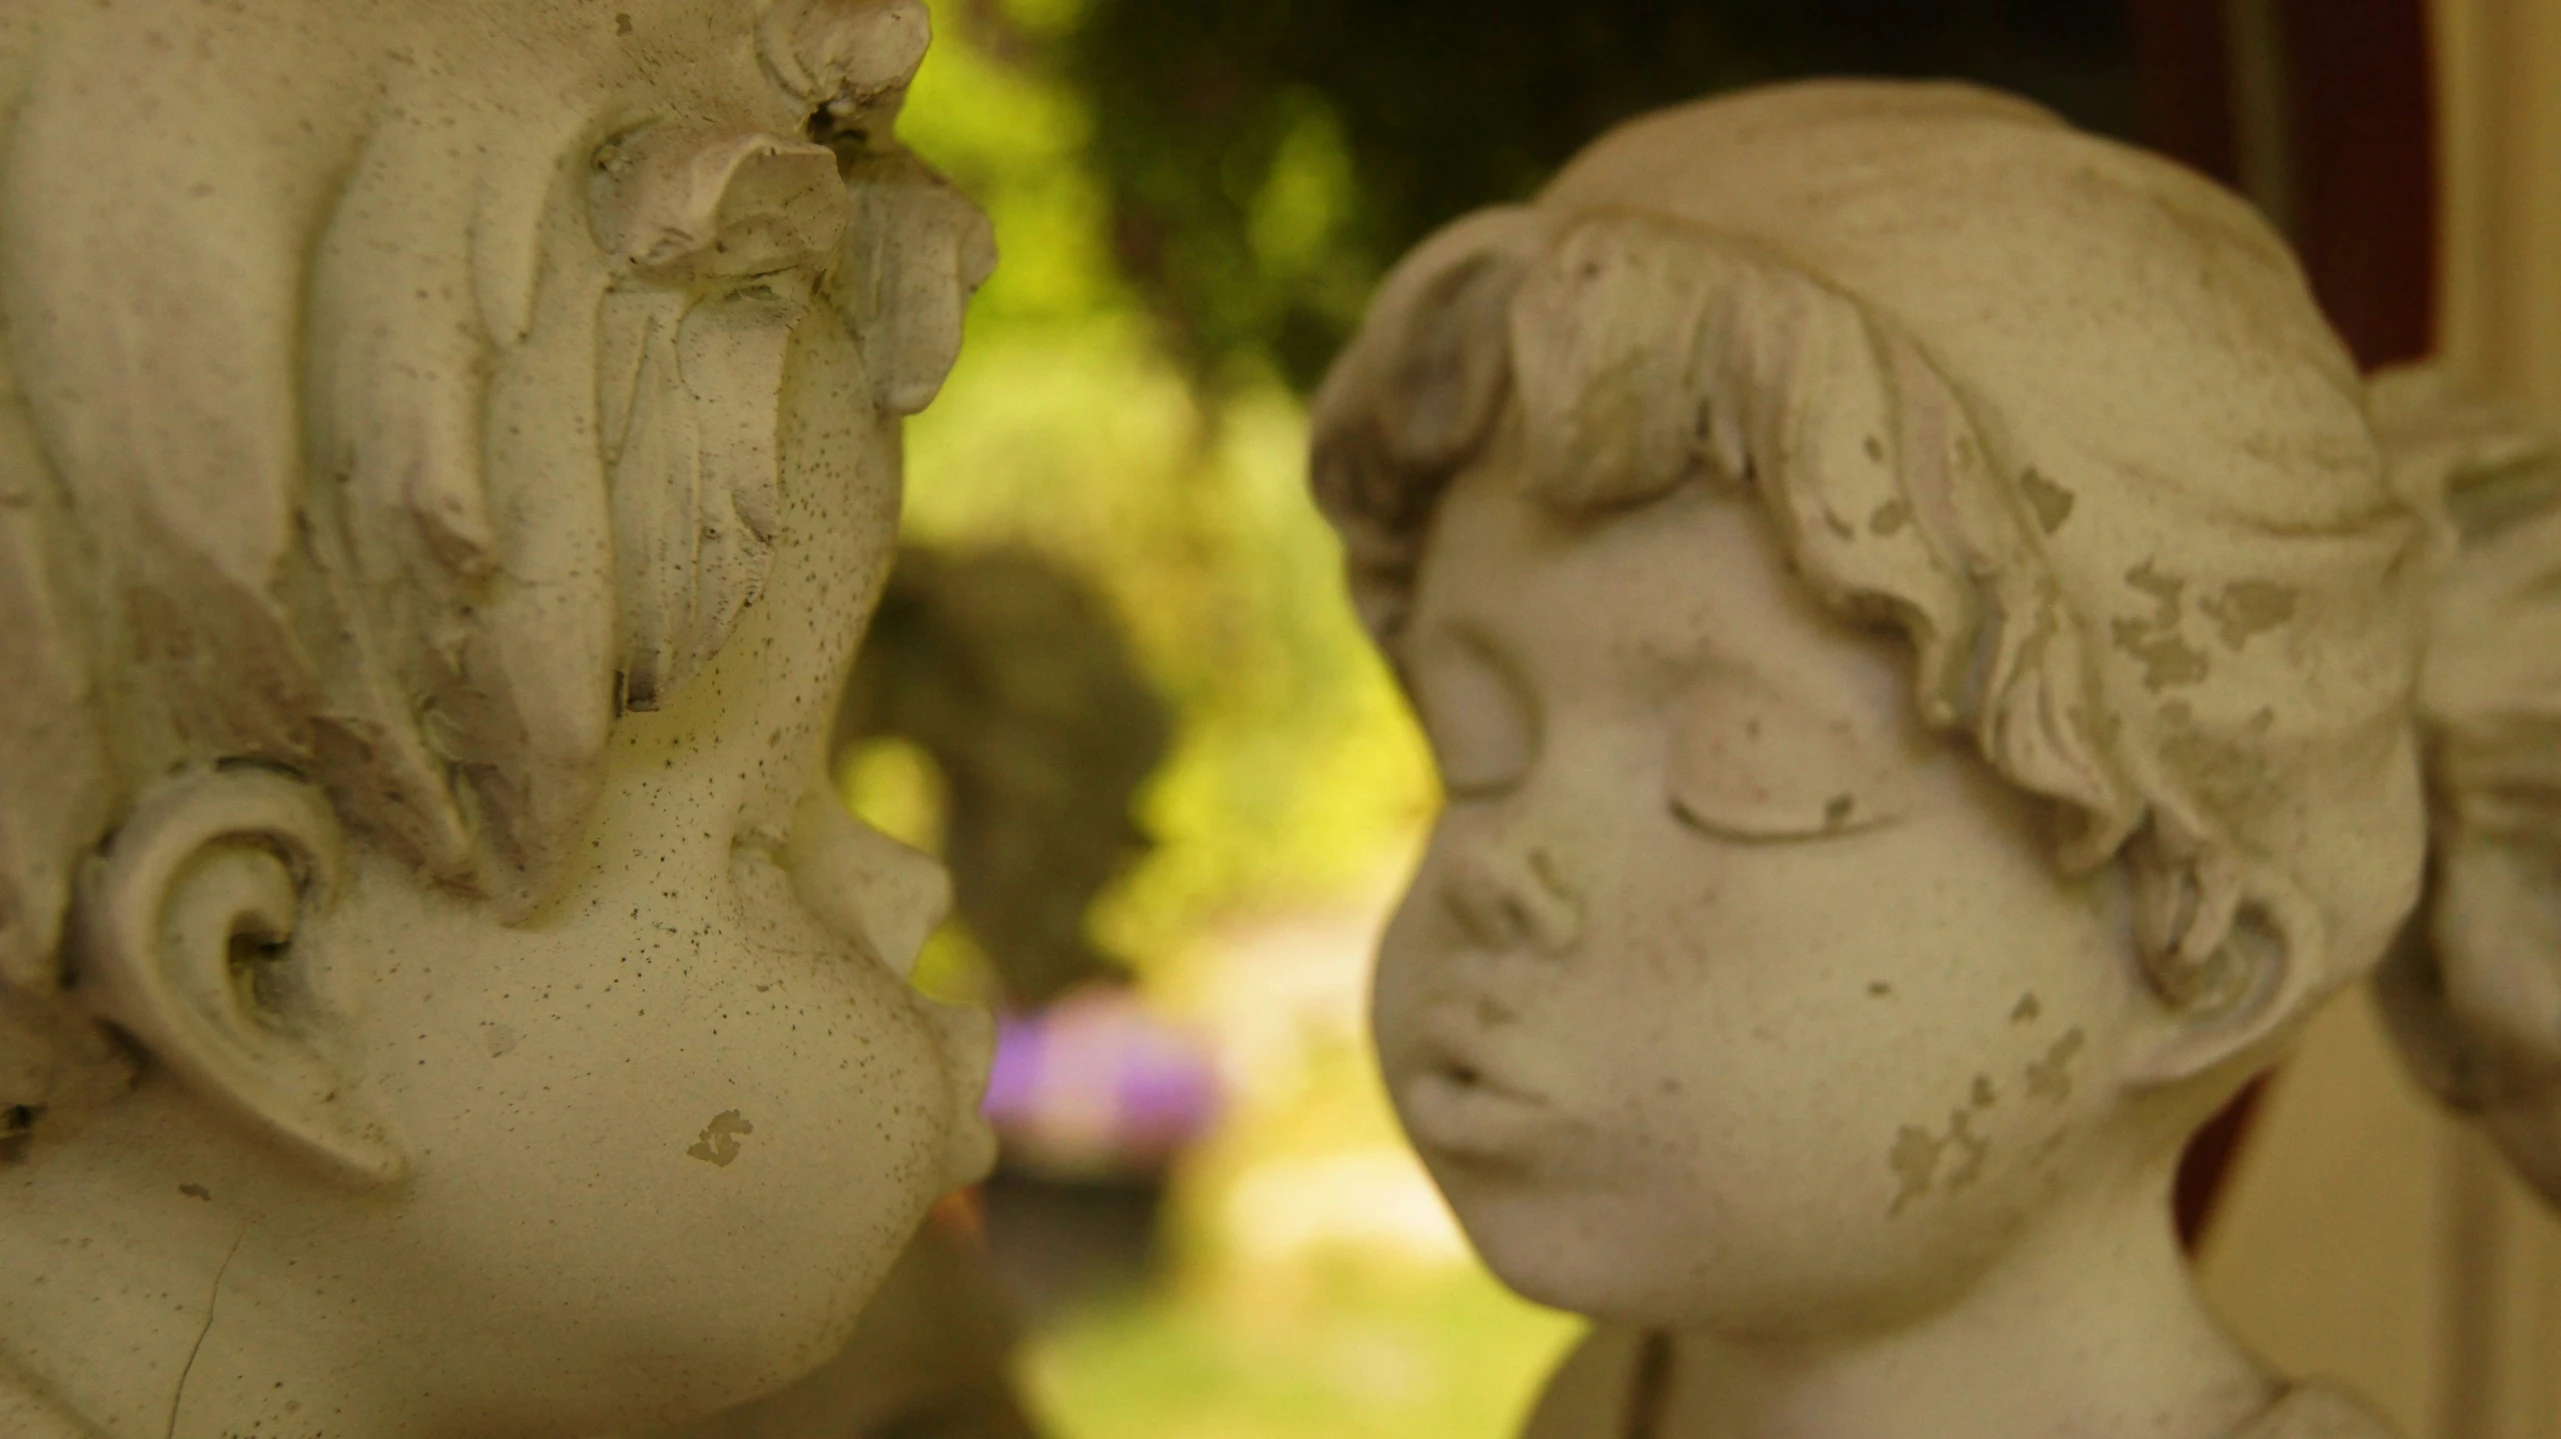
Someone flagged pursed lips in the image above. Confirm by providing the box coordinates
[1394,1002,1563,1161]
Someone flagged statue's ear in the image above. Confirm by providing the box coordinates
[2123,878,2330,1093]
[75,767,405,1185]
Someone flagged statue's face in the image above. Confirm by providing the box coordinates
[2412,832,2561,1200]
[1376,439,2151,1335]
[172,4,995,1427]
[2389,489,2561,1210]
[277,274,992,1428]
[297,310,988,1428]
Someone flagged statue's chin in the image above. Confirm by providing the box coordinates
[1437,1178,1954,1341]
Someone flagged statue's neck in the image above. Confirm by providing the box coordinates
[1657,1161,2280,1439]
[0,1088,397,1439]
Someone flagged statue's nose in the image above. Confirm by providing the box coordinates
[1443,832,1586,958]
[782,785,952,979]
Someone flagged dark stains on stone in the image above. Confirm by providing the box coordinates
[1888,1103,1997,1213]
[0,1104,37,1164]
[2019,468,2077,534]
[687,1110,755,1167]
[2111,560,2210,691]
[1888,1123,1943,1215]
[2026,1027,2087,1104]
[1944,1111,1991,1190]
[2125,561,2183,624]
[2199,580,2297,650]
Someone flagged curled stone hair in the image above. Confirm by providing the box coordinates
[1313,81,2432,1013]
[2367,367,2561,1124]
[2376,369,2561,846]
[0,0,990,1120]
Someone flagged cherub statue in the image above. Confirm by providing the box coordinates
[1312,82,2430,1437]
[0,1,998,1435]
[2369,368,2561,1210]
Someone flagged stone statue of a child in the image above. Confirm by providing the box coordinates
[0,1,999,1434]
[1312,82,2430,1437]
[2370,368,2561,1211]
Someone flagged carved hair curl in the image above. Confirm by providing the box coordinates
[2367,368,2561,1121]
[0,0,987,1121]
[1313,82,2431,1012]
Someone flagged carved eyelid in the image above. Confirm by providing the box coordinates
[1663,668,1914,842]
[1666,790,1902,844]
[1414,635,1541,801]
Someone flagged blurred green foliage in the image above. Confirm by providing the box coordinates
[1056,0,2136,386]
[888,0,1438,990]
[877,12,1560,1439]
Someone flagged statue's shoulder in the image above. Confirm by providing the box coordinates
[2234,1384,2404,1439]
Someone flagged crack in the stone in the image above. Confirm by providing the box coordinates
[167,1227,247,1439]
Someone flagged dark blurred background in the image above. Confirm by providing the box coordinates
[1028,0,2133,390]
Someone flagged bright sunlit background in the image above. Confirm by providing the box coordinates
[855,9,1575,1438]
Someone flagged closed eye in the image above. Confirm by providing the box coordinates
[1668,790,1900,844]
[1412,634,1540,802]
[1666,665,1914,842]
